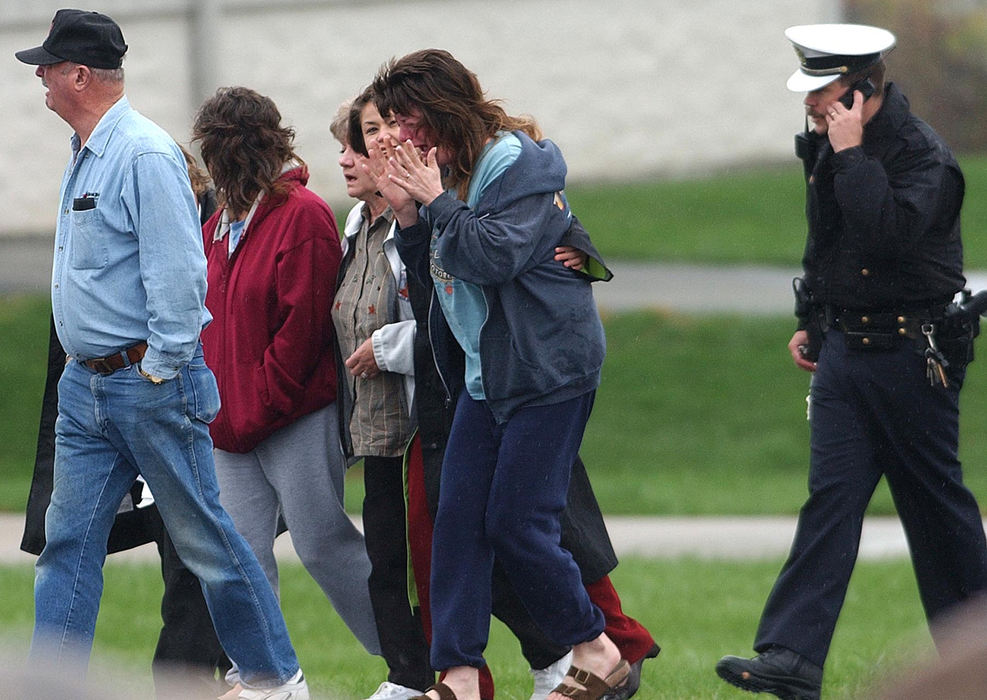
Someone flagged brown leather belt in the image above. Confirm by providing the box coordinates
[83,342,147,375]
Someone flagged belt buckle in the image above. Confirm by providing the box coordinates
[90,357,115,374]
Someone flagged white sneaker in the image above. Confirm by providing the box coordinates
[238,669,310,700]
[364,681,425,700]
[530,650,573,700]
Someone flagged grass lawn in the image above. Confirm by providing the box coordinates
[0,294,49,511]
[5,295,987,516]
[564,153,987,267]
[0,557,936,699]
[582,310,987,515]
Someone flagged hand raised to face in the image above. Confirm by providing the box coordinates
[365,134,444,228]
[824,89,865,152]
[361,137,415,223]
[382,135,444,205]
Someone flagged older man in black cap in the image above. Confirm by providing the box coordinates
[716,23,987,700]
[16,10,309,699]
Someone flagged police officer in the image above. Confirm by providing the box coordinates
[716,23,987,700]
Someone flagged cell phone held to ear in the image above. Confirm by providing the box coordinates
[838,79,876,109]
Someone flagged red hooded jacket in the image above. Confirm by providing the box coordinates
[201,166,341,452]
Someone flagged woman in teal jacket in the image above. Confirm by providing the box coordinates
[371,50,627,700]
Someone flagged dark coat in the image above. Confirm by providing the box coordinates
[799,82,965,312]
[21,317,158,555]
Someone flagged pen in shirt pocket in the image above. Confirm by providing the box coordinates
[72,195,97,211]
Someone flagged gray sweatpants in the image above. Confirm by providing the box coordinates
[214,403,381,655]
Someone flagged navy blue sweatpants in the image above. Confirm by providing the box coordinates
[428,391,606,670]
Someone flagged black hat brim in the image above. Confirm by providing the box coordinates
[15,46,66,66]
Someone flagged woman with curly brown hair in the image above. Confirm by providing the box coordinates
[192,86,381,693]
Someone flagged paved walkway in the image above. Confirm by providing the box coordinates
[1,511,964,564]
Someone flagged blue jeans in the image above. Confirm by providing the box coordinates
[33,348,300,687]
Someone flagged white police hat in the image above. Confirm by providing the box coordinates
[785,24,895,92]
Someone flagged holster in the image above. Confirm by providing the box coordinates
[793,277,822,361]
[937,298,980,369]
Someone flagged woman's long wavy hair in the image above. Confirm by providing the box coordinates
[191,86,304,217]
[372,49,541,200]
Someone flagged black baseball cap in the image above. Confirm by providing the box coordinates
[15,9,127,70]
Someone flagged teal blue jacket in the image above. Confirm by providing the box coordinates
[396,131,606,423]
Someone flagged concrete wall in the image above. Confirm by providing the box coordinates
[0,0,840,237]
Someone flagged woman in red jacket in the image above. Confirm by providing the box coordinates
[192,87,381,693]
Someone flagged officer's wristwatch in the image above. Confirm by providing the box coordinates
[138,365,165,385]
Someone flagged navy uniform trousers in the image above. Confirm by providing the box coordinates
[754,329,987,668]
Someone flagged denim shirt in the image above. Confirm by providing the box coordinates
[51,97,210,379]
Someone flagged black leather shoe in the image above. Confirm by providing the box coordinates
[715,647,822,700]
[602,643,661,700]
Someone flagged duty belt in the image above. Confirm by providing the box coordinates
[824,305,948,349]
